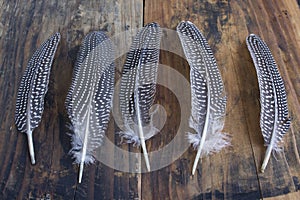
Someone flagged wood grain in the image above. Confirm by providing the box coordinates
[143,0,300,199]
[0,0,143,199]
[0,0,299,199]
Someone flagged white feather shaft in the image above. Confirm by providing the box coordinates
[192,84,211,175]
[26,130,35,165]
[78,105,91,183]
[136,94,150,171]
[135,57,151,171]
[261,70,279,173]
[261,144,272,173]
[78,54,98,183]
[26,101,36,164]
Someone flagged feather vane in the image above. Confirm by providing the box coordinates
[119,22,162,171]
[177,21,229,175]
[15,33,61,164]
[65,31,115,183]
[246,34,291,172]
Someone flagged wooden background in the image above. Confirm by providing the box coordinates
[0,0,300,199]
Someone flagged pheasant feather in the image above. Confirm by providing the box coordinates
[15,33,60,165]
[246,34,291,173]
[177,21,229,175]
[119,22,162,171]
[65,31,114,183]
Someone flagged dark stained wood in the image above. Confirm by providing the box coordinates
[0,0,143,199]
[143,0,300,199]
[0,0,299,199]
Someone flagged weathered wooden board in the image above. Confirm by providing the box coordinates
[0,0,143,199]
[0,0,299,199]
[144,0,300,199]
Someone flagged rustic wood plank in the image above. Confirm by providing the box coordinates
[1,0,300,199]
[232,0,300,198]
[265,191,300,200]
[143,0,300,199]
[144,1,261,199]
[0,0,143,199]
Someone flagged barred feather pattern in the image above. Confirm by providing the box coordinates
[119,22,162,171]
[246,34,291,172]
[65,31,114,182]
[15,32,61,165]
[177,21,229,175]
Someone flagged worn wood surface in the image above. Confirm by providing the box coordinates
[0,0,299,199]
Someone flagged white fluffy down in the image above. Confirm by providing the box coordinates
[119,119,159,147]
[187,132,230,157]
[69,130,95,165]
[187,116,230,157]
[119,103,161,146]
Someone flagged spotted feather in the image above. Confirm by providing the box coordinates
[119,22,162,171]
[15,32,60,165]
[246,34,291,172]
[177,21,230,175]
[65,31,115,183]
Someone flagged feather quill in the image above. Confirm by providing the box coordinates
[65,31,115,183]
[119,22,162,171]
[15,33,60,165]
[246,34,291,173]
[177,21,229,175]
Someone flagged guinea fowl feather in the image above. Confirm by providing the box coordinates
[15,33,60,165]
[119,22,162,171]
[65,31,115,183]
[177,21,230,175]
[246,34,291,173]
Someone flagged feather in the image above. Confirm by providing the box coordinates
[65,31,115,183]
[177,21,229,175]
[15,33,60,165]
[119,22,162,171]
[246,34,291,173]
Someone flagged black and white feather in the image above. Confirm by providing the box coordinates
[246,34,291,173]
[177,21,230,175]
[119,22,162,171]
[65,31,115,183]
[15,33,60,165]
